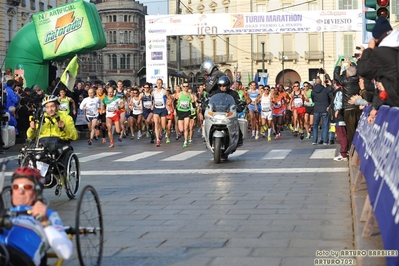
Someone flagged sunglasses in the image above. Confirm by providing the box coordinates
[13,183,34,191]
[182,85,189,87]
[144,86,149,89]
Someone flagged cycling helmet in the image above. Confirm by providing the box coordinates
[200,59,216,75]
[11,167,44,199]
[218,76,231,88]
[42,95,59,106]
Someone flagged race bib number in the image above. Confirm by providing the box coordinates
[262,107,271,112]
[293,98,303,108]
[107,106,115,112]
[143,101,152,109]
[274,101,281,108]
[180,100,189,109]
[86,109,95,116]
[59,103,68,111]
[155,101,163,107]
[36,161,49,177]
[133,105,140,110]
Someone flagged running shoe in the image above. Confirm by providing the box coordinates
[334,155,348,161]
[88,139,92,146]
[268,136,272,141]
[137,133,141,140]
[94,136,98,140]
[131,135,135,140]
[109,141,114,148]
[166,138,170,144]
[294,131,298,137]
[188,139,192,144]
[289,124,294,132]
[255,134,259,140]
[300,133,304,140]
[176,133,181,140]
[156,139,161,147]
[146,132,150,138]
[306,133,311,139]
[122,132,127,138]
[183,141,188,148]
[118,137,122,142]
[102,138,106,144]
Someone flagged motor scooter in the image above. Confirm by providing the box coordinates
[203,93,247,163]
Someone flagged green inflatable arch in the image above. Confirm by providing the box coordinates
[5,0,106,91]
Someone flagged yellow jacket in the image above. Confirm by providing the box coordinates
[27,112,78,141]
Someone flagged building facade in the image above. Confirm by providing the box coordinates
[166,0,397,88]
[88,0,147,85]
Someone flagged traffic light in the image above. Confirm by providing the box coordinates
[365,0,390,32]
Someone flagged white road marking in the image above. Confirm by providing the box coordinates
[262,149,292,160]
[79,152,121,163]
[115,151,163,162]
[228,150,249,158]
[310,149,336,159]
[162,151,206,161]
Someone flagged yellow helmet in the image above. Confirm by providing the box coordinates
[42,95,59,106]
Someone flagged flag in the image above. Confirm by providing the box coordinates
[253,72,259,88]
[259,73,269,86]
[60,55,79,91]
[247,73,251,85]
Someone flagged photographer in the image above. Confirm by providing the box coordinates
[334,58,360,146]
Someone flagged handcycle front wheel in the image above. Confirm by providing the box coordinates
[63,151,81,199]
[75,185,103,266]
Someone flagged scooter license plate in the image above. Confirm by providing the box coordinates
[36,161,49,177]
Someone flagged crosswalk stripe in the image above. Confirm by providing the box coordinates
[79,152,121,163]
[227,150,249,159]
[310,149,336,159]
[262,149,292,160]
[115,151,163,162]
[162,151,206,161]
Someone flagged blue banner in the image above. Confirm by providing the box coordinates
[354,105,399,266]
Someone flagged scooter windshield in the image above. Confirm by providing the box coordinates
[209,93,236,112]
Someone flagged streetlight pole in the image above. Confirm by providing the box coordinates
[261,41,265,76]
[282,52,285,87]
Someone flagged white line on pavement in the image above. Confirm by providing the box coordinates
[162,151,206,161]
[115,151,163,162]
[310,149,336,159]
[79,152,121,163]
[262,149,292,160]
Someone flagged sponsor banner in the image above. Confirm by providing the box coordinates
[145,36,168,88]
[33,1,93,60]
[145,10,362,36]
[354,105,399,266]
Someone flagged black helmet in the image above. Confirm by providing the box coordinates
[218,76,231,88]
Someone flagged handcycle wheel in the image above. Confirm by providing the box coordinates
[75,185,103,266]
[63,151,81,199]
[0,243,9,266]
[20,154,37,168]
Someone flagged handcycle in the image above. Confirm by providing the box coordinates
[18,106,81,199]
[18,140,81,199]
[0,184,104,266]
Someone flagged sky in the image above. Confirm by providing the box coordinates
[138,0,169,15]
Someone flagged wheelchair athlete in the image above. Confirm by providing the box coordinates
[0,167,73,266]
[27,95,78,144]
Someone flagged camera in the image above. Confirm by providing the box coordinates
[353,53,361,58]
[318,68,325,74]
[356,46,361,50]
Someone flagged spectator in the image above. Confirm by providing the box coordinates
[16,97,32,143]
[32,85,45,106]
[311,77,332,145]
[4,79,19,109]
[357,16,399,122]
[334,60,360,146]
[329,82,347,161]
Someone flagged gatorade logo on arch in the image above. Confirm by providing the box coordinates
[43,11,84,53]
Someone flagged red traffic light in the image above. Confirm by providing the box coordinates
[377,0,389,7]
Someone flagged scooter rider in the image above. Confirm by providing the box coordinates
[200,59,226,96]
[214,76,244,146]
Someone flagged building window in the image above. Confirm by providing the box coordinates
[309,69,319,81]
[257,4,266,12]
[124,15,128,22]
[113,31,116,44]
[257,35,267,54]
[127,54,131,69]
[225,7,228,13]
[343,34,354,57]
[308,33,319,51]
[283,34,293,52]
[30,0,36,10]
[189,43,193,63]
[112,54,117,69]
[120,31,124,44]
[225,37,229,57]
[133,53,138,69]
[113,15,117,22]
[282,2,292,11]
[308,3,318,10]
[120,54,126,69]
[338,0,358,9]
[108,55,111,70]
[200,40,204,62]
[39,2,44,11]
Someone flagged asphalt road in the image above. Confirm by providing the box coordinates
[1,130,353,266]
